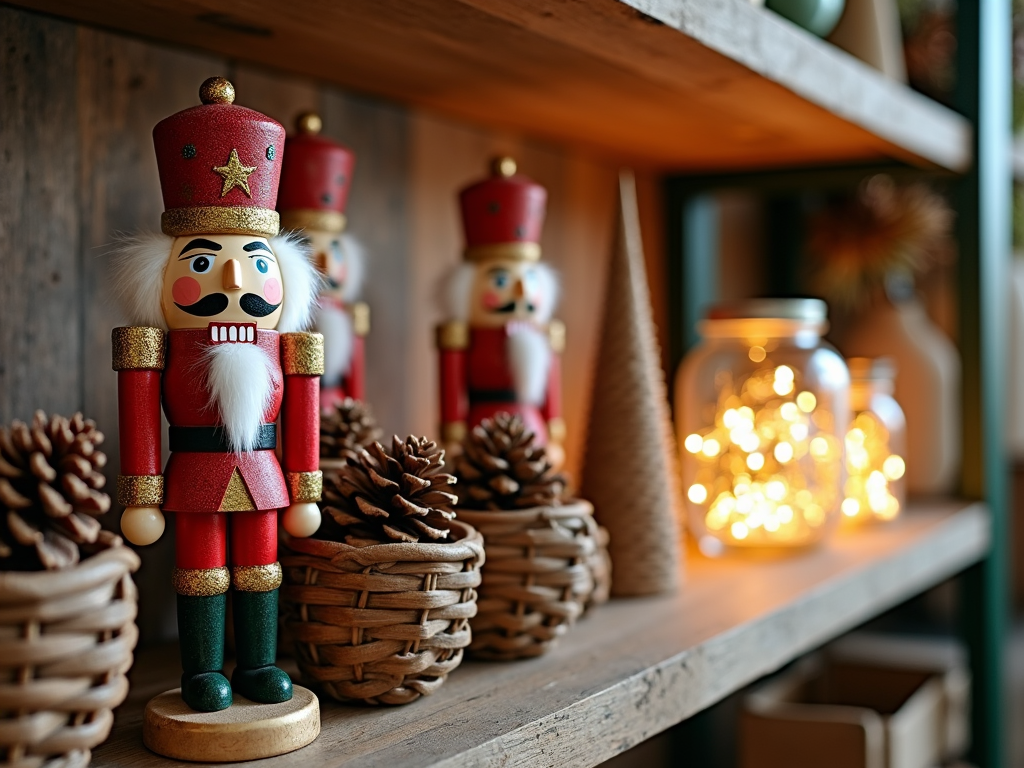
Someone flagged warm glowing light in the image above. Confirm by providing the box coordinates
[749,345,767,362]
[842,497,860,517]
[883,455,906,480]
[796,391,817,412]
[810,437,830,459]
[774,442,794,463]
[683,359,843,546]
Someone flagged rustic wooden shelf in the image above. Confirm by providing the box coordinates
[10,0,970,171]
[93,499,989,768]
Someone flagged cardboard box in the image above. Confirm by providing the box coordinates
[827,633,971,760]
[741,656,946,768]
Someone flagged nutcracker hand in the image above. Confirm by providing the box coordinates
[283,502,322,538]
[546,442,566,471]
[121,505,166,546]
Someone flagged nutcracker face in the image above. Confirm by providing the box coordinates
[468,258,548,328]
[161,234,285,330]
[306,229,348,300]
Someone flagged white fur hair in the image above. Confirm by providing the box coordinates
[440,260,560,322]
[110,232,175,329]
[314,300,354,386]
[339,233,366,304]
[204,342,277,454]
[507,324,551,405]
[272,231,322,332]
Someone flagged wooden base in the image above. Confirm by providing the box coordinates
[143,685,320,762]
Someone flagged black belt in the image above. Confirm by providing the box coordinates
[169,424,277,452]
[469,388,518,403]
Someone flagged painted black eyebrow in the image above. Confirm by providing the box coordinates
[243,241,272,253]
[178,238,222,256]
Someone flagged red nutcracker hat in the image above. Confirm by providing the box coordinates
[153,77,285,238]
[278,113,355,234]
[459,157,547,262]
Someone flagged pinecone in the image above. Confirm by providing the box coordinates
[0,411,117,571]
[320,398,382,461]
[321,435,457,544]
[455,413,566,510]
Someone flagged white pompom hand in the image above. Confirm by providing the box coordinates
[283,502,322,538]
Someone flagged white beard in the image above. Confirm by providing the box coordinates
[314,301,354,387]
[506,323,551,406]
[204,343,277,454]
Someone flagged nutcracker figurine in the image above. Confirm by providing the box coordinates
[278,113,369,411]
[437,157,565,463]
[110,78,323,719]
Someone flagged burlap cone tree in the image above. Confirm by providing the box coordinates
[580,173,683,596]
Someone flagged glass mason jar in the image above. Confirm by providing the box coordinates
[841,357,907,524]
[675,299,850,554]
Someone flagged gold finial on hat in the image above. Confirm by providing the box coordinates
[296,112,323,135]
[200,77,236,105]
[491,156,517,178]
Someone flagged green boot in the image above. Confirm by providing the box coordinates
[231,588,292,704]
[177,594,233,712]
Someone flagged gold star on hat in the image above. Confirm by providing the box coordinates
[213,148,257,198]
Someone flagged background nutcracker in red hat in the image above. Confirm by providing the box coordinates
[109,78,323,714]
[278,112,368,412]
[437,157,566,466]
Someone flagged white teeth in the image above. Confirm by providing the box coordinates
[229,325,238,342]
[246,326,254,342]
[210,326,217,342]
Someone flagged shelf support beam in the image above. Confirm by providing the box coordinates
[954,0,1012,765]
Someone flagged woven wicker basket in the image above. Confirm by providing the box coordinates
[281,519,484,705]
[457,499,602,661]
[0,545,140,768]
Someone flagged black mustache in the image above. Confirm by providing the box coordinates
[175,293,280,318]
[239,293,281,318]
[494,300,535,314]
[175,293,230,316]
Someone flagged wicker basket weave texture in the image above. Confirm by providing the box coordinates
[281,520,483,706]
[458,500,601,661]
[0,546,140,768]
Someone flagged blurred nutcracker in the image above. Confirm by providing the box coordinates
[437,157,564,464]
[279,112,368,411]
[110,78,323,715]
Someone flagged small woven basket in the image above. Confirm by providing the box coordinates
[457,499,601,661]
[281,519,484,705]
[0,545,140,768]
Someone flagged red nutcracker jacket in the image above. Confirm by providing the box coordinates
[112,325,324,513]
[317,296,369,411]
[437,321,564,446]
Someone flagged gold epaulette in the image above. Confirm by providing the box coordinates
[437,321,469,350]
[548,319,566,354]
[352,302,370,337]
[281,332,325,376]
[111,327,166,371]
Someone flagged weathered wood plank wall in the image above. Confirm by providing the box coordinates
[0,5,669,645]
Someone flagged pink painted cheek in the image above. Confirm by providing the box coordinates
[263,278,283,305]
[481,290,503,310]
[172,276,202,306]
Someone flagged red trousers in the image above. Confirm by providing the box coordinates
[175,511,278,569]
